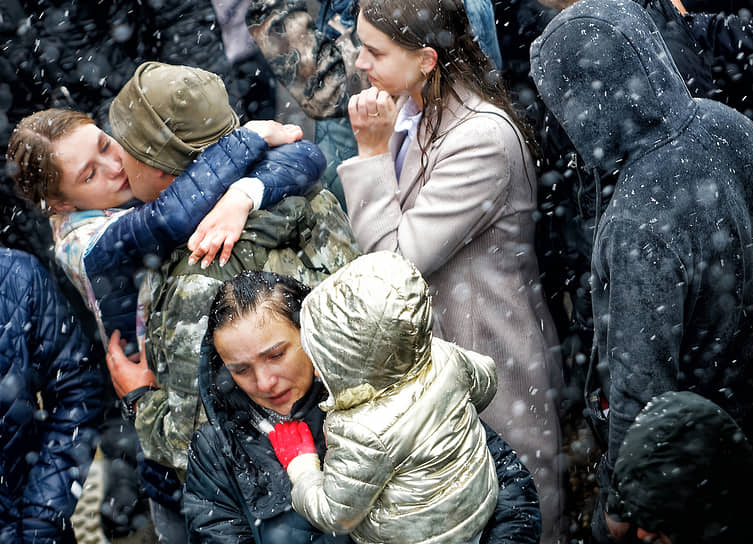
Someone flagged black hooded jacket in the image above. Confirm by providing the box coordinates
[511,0,718,399]
[608,391,753,542]
[531,0,753,512]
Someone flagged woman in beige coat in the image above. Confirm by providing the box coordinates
[338,0,565,542]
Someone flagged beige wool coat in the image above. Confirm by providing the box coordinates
[296,251,499,544]
[337,87,566,543]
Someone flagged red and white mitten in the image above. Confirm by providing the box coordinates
[268,421,320,483]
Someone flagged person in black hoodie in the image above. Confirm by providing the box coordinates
[497,2,722,540]
[530,0,753,541]
[608,391,753,543]
[530,0,753,374]
[492,0,721,420]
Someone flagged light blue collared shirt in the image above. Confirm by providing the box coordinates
[393,98,423,181]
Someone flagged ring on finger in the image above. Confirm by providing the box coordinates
[367,112,380,117]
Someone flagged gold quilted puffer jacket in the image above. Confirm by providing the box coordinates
[298,251,499,543]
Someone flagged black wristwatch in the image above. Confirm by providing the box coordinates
[121,385,158,422]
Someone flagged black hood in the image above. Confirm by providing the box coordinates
[530,0,696,172]
[608,391,753,541]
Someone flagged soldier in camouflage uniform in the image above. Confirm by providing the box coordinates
[136,191,359,475]
[105,63,361,481]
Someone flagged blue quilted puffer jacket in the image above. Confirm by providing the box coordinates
[0,248,104,543]
[82,128,325,343]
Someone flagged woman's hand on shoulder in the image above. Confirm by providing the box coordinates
[348,87,397,158]
[243,120,303,147]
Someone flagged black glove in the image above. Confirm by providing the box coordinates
[100,458,149,539]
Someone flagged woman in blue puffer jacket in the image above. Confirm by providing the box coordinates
[0,248,104,543]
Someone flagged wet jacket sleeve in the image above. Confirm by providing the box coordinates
[253,140,328,209]
[592,219,688,485]
[134,388,199,475]
[340,113,515,277]
[480,422,542,544]
[83,128,268,279]
[21,256,104,541]
[466,352,498,414]
[134,274,223,474]
[291,418,394,534]
[184,427,256,543]
[246,0,367,119]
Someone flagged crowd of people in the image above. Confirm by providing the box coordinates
[1,0,753,543]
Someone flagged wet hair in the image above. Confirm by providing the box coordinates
[207,270,312,339]
[205,270,312,431]
[6,108,94,210]
[358,0,537,183]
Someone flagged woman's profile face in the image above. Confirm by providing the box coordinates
[214,309,314,416]
[52,123,133,212]
[354,12,426,99]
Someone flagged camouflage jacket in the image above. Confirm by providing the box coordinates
[134,188,360,475]
[245,0,502,120]
[246,0,366,120]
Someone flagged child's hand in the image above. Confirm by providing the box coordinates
[268,421,317,470]
[243,120,303,147]
[187,188,253,268]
